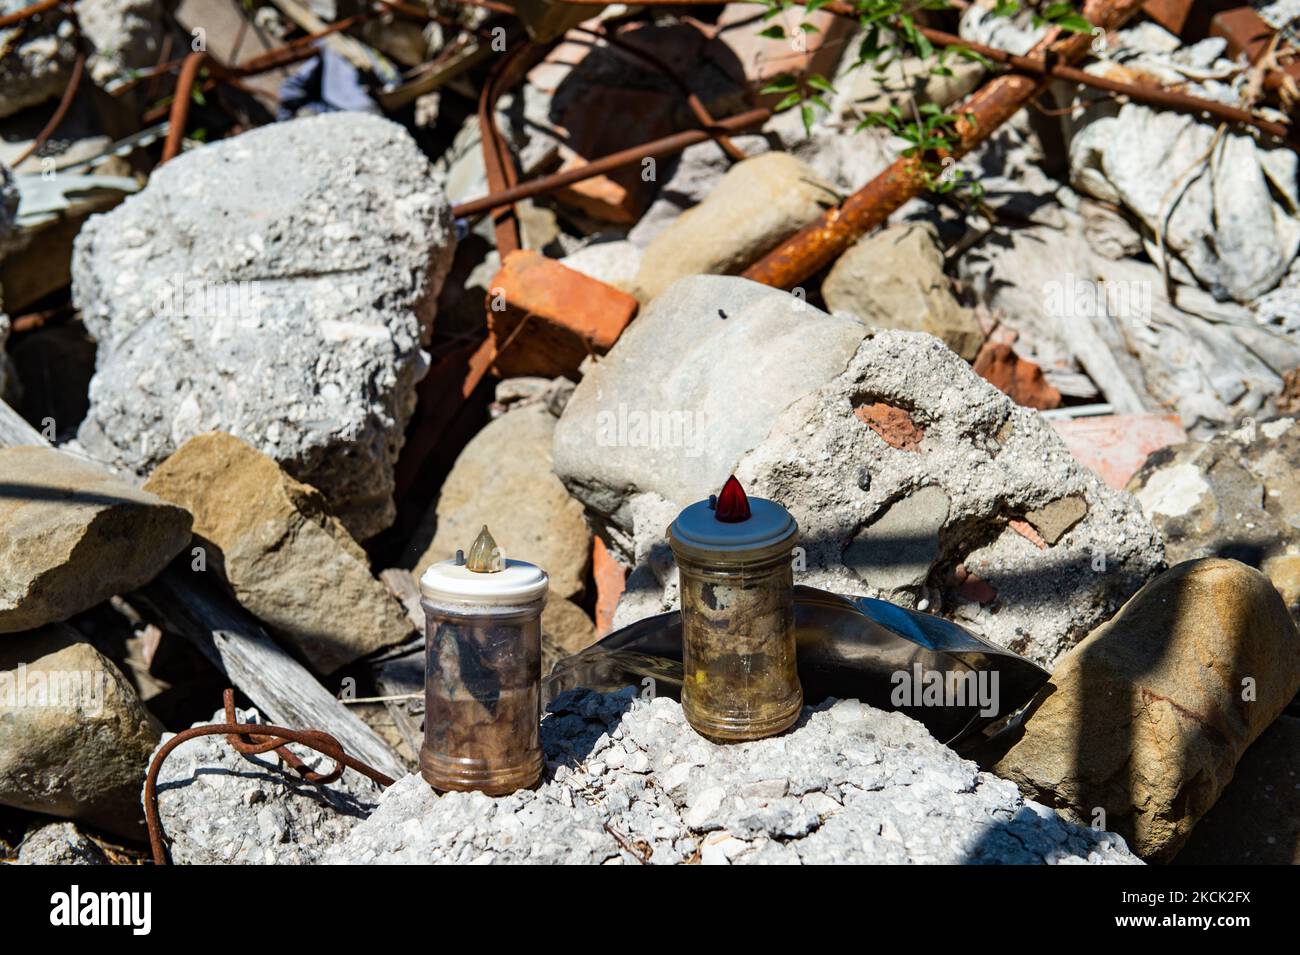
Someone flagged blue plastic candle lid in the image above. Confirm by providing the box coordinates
[670,496,798,553]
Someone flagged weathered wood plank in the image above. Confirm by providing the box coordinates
[133,571,408,780]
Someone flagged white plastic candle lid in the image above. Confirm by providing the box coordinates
[419,557,549,605]
[670,496,797,552]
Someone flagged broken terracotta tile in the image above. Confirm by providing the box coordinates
[1050,413,1187,490]
[592,536,626,637]
[953,563,997,605]
[487,250,638,379]
[1009,518,1048,550]
[972,342,1062,411]
[1209,6,1276,62]
[553,85,681,224]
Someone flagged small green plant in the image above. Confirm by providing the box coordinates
[759,0,1092,199]
[858,100,984,198]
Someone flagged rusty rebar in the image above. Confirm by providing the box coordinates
[451,106,770,218]
[160,50,206,163]
[881,18,1294,142]
[143,689,396,865]
[10,51,84,168]
[741,0,1151,289]
[0,0,63,29]
[558,0,1292,142]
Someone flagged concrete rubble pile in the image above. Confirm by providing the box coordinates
[0,0,1298,868]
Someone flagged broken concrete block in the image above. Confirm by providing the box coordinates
[587,321,1163,669]
[0,641,162,838]
[994,558,1300,861]
[144,432,413,675]
[0,446,192,633]
[73,112,455,540]
[1126,415,1300,569]
[731,331,1164,667]
[15,821,107,865]
[634,153,839,301]
[487,250,637,379]
[553,275,868,555]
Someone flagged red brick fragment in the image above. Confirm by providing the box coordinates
[1050,413,1186,490]
[592,537,626,638]
[1009,519,1048,550]
[854,402,925,451]
[487,249,637,379]
[972,342,1062,411]
[953,564,997,605]
[1209,7,1276,62]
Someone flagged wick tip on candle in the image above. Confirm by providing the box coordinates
[466,525,505,573]
[715,475,752,523]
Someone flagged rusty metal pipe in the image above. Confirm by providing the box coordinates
[741,0,1151,289]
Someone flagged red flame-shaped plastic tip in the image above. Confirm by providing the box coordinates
[714,475,752,523]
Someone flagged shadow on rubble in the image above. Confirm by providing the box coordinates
[958,556,1267,865]
[155,749,379,821]
[0,480,152,509]
[540,688,636,772]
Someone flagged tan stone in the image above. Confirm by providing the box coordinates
[1263,553,1300,616]
[1025,495,1088,545]
[994,558,1300,861]
[415,404,591,600]
[821,223,984,361]
[144,432,412,674]
[0,641,161,838]
[634,153,839,302]
[0,446,192,633]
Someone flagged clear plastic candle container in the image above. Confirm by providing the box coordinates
[669,477,802,742]
[419,527,547,795]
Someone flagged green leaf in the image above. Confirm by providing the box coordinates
[955,45,995,69]
[807,73,835,93]
[760,73,798,93]
[1054,13,1095,33]
[759,25,787,39]
[801,103,815,134]
[774,91,803,112]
